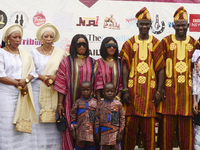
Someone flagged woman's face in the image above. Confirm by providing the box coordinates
[8,31,22,48]
[41,31,54,46]
[76,38,87,55]
[106,40,117,57]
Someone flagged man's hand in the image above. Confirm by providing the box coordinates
[152,91,162,106]
[122,92,131,105]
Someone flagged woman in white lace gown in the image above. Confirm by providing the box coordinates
[30,23,67,150]
[0,24,38,149]
[192,49,200,150]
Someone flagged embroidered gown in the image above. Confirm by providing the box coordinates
[0,48,38,150]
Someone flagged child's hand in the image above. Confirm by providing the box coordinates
[116,133,123,142]
[95,132,100,143]
[70,124,76,140]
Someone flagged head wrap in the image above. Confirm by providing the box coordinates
[173,6,188,21]
[136,7,151,21]
[2,24,23,43]
[36,23,60,42]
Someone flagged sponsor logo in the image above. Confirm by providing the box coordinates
[86,34,102,43]
[168,22,174,28]
[33,11,46,27]
[0,10,7,29]
[151,14,165,34]
[9,11,28,28]
[103,15,120,30]
[189,14,200,32]
[125,15,137,28]
[76,16,99,27]
[89,49,100,56]
[21,38,42,45]
[101,34,130,43]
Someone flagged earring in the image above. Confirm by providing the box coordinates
[41,41,43,46]
[53,42,54,45]
[8,40,10,45]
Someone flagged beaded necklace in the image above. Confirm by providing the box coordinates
[195,56,200,77]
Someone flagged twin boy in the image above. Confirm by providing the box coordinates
[70,81,125,150]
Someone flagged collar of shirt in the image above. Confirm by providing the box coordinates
[82,98,92,102]
[104,99,114,103]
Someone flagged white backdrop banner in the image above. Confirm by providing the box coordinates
[0,0,200,59]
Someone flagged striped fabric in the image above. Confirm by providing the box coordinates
[158,115,194,150]
[96,58,123,94]
[119,35,165,117]
[54,55,98,150]
[157,34,200,116]
[123,116,155,150]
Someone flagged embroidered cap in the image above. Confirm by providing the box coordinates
[173,6,188,21]
[135,7,151,21]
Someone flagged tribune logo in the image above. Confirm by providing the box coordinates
[189,14,200,32]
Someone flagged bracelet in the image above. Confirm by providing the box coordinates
[122,88,129,93]
[156,91,161,96]
[58,103,63,106]
[115,95,121,101]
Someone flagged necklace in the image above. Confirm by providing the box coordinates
[106,57,114,61]
[77,54,86,58]
[7,46,19,56]
[42,46,54,56]
[195,56,200,77]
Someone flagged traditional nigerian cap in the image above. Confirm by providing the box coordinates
[36,23,60,42]
[2,24,23,42]
[173,6,188,21]
[135,7,151,21]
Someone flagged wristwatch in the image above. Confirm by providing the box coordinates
[25,77,29,84]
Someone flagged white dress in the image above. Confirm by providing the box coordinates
[30,48,61,150]
[0,48,38,150]
[192,50,200,150]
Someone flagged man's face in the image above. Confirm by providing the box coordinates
[173,20,189,37]
[137,20,152,35]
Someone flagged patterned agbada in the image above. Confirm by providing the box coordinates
[119,35,165,117]
[157,34,200,116]
[70,98,98,142]
[96,58,123,94]
[54,55,98,150]
[95,99,125,145]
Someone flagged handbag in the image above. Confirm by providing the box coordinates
[56,116,67,131]
[15,96,32,134]
[15,118,32,134]
[40,109,56,123]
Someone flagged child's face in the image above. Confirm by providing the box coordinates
[81,83,92,100]
[103,84,115,101]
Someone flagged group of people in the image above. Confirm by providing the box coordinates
[0,5,200,150]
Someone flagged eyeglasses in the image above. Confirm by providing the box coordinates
[76,42,88,48]
[105,43,117,49]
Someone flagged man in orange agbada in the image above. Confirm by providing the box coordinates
[157,6,200,150]
[119,7,165,150]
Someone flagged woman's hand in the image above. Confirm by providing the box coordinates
[21,86,28,96]
[116,133,123,142]
[15,79,26,88]
[44,75,56,87]
[57,105,65,118]
[193,99,198,115]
